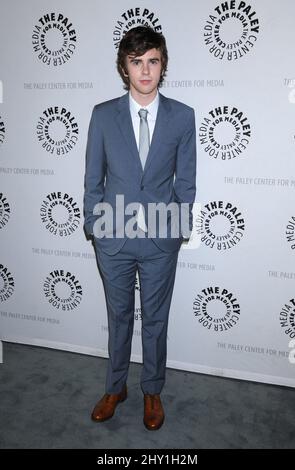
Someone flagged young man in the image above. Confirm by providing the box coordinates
[83,26,196,430]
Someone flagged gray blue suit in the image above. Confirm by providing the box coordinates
[83,92,196,394]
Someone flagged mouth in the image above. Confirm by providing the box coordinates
[139,80,152,85]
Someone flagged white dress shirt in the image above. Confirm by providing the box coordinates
[129,91,159,149]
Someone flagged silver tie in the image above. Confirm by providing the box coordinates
[138,108,150,170]
[137,108,150,232]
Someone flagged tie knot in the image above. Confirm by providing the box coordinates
[139,108,148,120]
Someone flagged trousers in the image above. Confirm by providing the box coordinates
[94,235,179,394]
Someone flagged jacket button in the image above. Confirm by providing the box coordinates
[140,185,144,190]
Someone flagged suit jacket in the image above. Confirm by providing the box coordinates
[83,92,196,255]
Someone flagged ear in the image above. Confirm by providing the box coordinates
[121,66,128,77]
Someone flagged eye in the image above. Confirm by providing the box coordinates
[131,59,140,66]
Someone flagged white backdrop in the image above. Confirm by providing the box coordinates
[1,0,295,387]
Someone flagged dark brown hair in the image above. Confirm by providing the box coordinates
[117,26,168,90]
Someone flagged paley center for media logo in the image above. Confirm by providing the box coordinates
[32,12,77,66]
[113,7,162,49]
[204,1,260,61]
[40,192,81,236]
[0,193,11,229]
[286,216,295,250]
[0,264,15,302]
[195,200,245,250]
[36,106,79,156]
[280,298,295,340]
[199,105,251,160]
[0,114,5,145]
[193,286,241,332]
[43,269,82,311]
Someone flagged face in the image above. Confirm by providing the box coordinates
[124,48,163,104]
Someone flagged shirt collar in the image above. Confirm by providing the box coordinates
[129,91,159,120]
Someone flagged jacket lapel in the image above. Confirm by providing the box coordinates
[115,93,143,174]
[143,93,171,175]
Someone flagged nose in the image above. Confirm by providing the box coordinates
[142,61,150,75]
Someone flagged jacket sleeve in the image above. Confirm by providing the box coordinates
[173,108,197,239]
[83,106,106,237]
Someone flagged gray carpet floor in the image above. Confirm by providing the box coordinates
[0,341,294,449]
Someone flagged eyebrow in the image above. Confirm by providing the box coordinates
[128,56,160,61]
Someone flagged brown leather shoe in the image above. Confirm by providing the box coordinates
[143,394,165,430]
[91,385,127,422]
